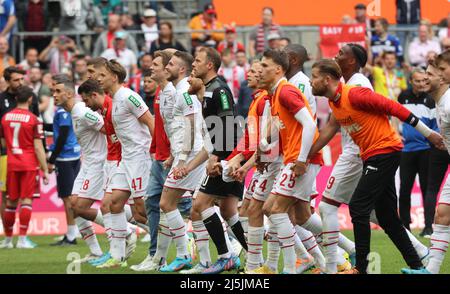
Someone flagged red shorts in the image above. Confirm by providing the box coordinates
[7,170,39,201]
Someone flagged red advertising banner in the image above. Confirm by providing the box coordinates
[319,24,366,58]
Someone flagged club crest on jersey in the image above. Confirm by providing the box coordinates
[84,112,98,122]
[128,95,141,107]
[220,89,230,110]
[298,83,305,93]
[338,117,362,134]
[183,92,193,106]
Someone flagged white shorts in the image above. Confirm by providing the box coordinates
[438,175,450,206]
[164,153,206,192]
[322,154,363,205]
[252,158,283,202]
[72,162,105,201]
[110,155,152,198]
[104,160,119,194]
[272,163,321,202]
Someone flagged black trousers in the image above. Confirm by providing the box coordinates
[399,149,429,230]
[423,147,450,229]
[349,152,423,273]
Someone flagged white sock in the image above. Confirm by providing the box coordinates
[124,204,133,222]
[218,210,233,258]
[293,233,309,259]
[153,211,172,263]
[301,213,323,236]
[247,226,264,270]
[5,236,12,243]
[426,224,450,274]
[338,234,355,255]
[240,216,249,241]
[319,202,340,273]
[110,212,127,261]
[103,213,112,242]
[295,225,325,269]
[76,217,102,256]
[405,227,429,259]
[192,220,211,266]
[270,213,296,274]
[18,235,27,243]
[94,210,104,227]
[66,225,78,241]
[266,219,280,272]
[166,209,189,258]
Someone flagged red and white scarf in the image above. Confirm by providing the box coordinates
[256,23,280,53]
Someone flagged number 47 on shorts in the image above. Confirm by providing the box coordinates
[131,177,142,191]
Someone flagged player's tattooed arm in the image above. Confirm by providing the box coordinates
[308,114,340,158]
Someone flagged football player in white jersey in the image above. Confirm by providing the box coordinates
[284,44,328,272]
[403,51,450,274]
[52,76,108,263]
[157,51,205,272]
[94,60,154,268]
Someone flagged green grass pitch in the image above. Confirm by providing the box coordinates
[0,230,448,274]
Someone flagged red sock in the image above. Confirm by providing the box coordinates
[2,206,16,237]
[19,204,32,236]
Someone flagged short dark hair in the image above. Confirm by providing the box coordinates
[199,47,221,72]
[142,68,152,78]
[262,49,289,72]
[173,51,193,74]
[312,59,342,80]
[52,74,72,84]
[382,51,397,59]
[280,37,291,44]
[263,7,274,15]
[16,86,34,104]
[154,50,174,67]
[87,57,108,68]
[348,43,368,68]
[376,18,389,31]
[78,79,104,96]
[4,67,26,82]
[105,59,127,84]
[437,49,450,66]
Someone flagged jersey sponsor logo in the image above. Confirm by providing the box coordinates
[219,89,230,110]
[183,92,193,106]
[84,112,99,123]
[128,95,142,108]
[62,113,68,119]
[298,83,305,93]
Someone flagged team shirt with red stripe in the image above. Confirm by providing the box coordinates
[329,83,411,161]
[226,89,269,161]
[0,108,43,171]
[101,95,121,162]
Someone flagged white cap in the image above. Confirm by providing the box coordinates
[143,9,157,17]
[267,32,281,41]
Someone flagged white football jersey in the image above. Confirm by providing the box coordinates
[288,71,317,116]
[112,86,151,160]
[341,73,374,157]
[436,88,450,154]
[159,82,176,140]
[71,102,106,165]
[171,77,204,155]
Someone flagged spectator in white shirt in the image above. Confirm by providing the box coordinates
[408,24,441,68]
[140,8,158,52]
[101,30,137,82]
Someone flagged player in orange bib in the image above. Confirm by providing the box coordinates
[256,49,323,274]
[308,59,443,274]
